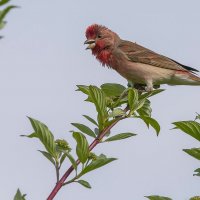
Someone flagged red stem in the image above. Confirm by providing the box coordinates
[47,114,127,200]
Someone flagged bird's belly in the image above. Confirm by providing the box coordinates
[114,62,174,84]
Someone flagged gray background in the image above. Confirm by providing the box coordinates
[1,0,200,199]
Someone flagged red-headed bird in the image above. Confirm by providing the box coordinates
[84,24,200,91]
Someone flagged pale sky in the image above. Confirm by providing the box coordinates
[1,0,200,199]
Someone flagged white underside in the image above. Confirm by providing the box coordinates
[115,62,200,86]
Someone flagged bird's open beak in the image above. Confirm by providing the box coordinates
[84,39,96,50]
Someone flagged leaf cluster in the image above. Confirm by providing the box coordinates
[0,0,17,36]
[20,83,162,197]
[77,83,162,135]
[142,115,200,200]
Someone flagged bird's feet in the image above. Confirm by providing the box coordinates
[133,83,146,91]
[145,86,153,92]
[153,85,160,89]
[130,83,160,92]
[145,81,160,92]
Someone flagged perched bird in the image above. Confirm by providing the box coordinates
[84,24,200,91]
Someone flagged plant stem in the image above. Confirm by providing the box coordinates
[55,163,59,183]
[47,107,128,200]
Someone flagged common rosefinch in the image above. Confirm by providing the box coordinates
[84,24,200,91]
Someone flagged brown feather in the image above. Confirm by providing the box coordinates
[118,40,198,72]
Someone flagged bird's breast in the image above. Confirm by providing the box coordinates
[94,49,112,66]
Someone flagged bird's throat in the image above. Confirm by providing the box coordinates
[93,49,112,67]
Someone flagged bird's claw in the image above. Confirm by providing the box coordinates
[131,83,161,92]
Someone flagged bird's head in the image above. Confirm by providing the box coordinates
[84,24,120,65]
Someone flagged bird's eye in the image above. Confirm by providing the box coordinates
[97,35,102,38]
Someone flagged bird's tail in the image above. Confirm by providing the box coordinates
[187,73,200,85]
[174,71,200,85]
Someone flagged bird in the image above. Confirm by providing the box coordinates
[84,24,200,91]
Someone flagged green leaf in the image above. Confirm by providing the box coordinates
[134,98,146,111]
[83,115,98,126]
[140,89,165,99]
[0,5,17,22]
[38,150,55,165]
[76,85,89,95]
[145,195,172,200]
[71,123,96,138]
[88,86,108,130]
[109,108,126,118]
[172,121,200,142]
[14,189,26,200]
[137,99,152,117]
[128,88,138,112]
[79,154,116,176]
[73,132,89,164]
[190,196,200,200]
[101,83,126,97]
[27,117,56,156]
[183,148,200,160]
[0,0,10,6]
[112,88,129,108]
[21,132,37,138]
[65,152,77,172]
[193,168,200,177]
[104,132,136,142]
[77,180,92,189]
[138,116,160,135]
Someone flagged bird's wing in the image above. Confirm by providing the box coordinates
[118,40,199,72]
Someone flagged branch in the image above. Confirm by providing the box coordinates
[47,107,128,200]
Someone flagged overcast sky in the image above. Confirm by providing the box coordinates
[1,0,200,199]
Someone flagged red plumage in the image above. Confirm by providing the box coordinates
[86,24,106,39]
